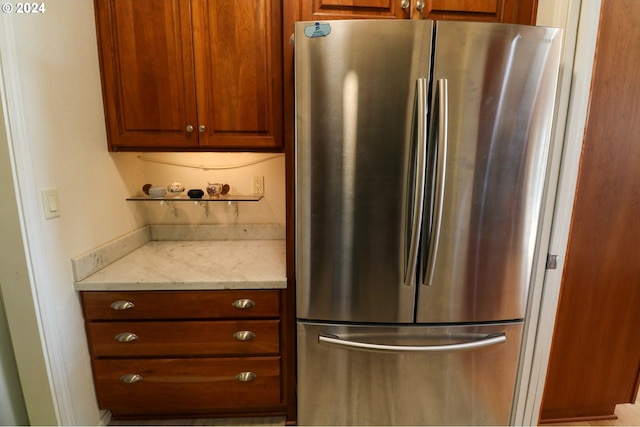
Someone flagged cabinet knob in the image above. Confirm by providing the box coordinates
[235,372,256,382]
[233,330,256,341]
[186,124,194,132]
[115,332,138,343]
[416,0,425,11]
[198,125,206,133]
[232,299,255,309]
[400,0,410,9]
[110,300,134,311]
[120,374,143,384]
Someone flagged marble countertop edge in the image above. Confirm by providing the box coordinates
[74,279,287,292]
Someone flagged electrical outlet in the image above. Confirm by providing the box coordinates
[253,176,264,195]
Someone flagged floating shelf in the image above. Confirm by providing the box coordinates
[126,195,263,202]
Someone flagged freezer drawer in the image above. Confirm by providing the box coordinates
[297,321,523,426]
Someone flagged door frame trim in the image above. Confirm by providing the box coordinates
[513,0,602,424]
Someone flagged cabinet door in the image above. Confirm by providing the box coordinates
[299,0,537,24]
[422,0,537,25]
[300,0,408,20]
[95,0,198,150]
[192,0,283,149]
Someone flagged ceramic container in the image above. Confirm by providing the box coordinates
[187,189,204,199]
[148,186,166,198]
[206,182,223,198]
[167,180,185,197]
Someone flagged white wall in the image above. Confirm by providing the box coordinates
[136,152,286,225]
[0,1,143,424]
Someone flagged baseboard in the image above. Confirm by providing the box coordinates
[97,410,112,426]
[539,404,617,424]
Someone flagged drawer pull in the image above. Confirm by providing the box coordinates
[235,372,256,382]
[110,300,135,311]
[115,332,138,343]
[120,374,143,384]
[232,299,255,309]
[233,330,256,341]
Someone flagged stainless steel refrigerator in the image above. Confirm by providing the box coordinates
[294,19,562,426]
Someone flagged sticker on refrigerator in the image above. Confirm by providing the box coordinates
[305,22,331,38]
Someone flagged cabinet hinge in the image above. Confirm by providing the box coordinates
[546,254,559,270]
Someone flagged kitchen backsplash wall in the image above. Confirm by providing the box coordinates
[133,152,285,225]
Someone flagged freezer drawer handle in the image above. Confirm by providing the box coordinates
[232,298,255,309]
[318,333,505,353]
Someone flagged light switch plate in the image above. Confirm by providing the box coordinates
[42,188,60,219]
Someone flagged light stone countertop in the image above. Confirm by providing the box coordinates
[73,225,286,291]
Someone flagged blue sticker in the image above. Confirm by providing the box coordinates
[304,22,331,38]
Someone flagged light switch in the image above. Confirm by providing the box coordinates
[42,188,60,219]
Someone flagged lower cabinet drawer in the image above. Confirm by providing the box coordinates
[87,320,280,357]
[93,356,282,416]
[82,290,280,320]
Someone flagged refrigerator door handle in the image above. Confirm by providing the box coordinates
[405,78,429,286]
[423,78,448,286]
[318,332,505,353]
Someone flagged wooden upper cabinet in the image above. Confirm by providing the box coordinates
[300,0,538,24]
[94,0,283,151]
[300,0,406,19]
[422,0,537,23]
[94,0,197,149]
[192,0,282,149]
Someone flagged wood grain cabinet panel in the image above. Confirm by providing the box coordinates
[93,357,281,416]
[81,289,287,419]
[423,0,536,24]
[81,290,280,320]
[539,0,640,423]
[299,0,537,24]
[88,320,280,357]
[94,0,197,149]
[94,0,283,151]
[300,0,404,19]
[192,0,283,149]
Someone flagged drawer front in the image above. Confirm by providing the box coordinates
[81,290,280,320]
[88,320,280,357]
[93,356,282,416]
